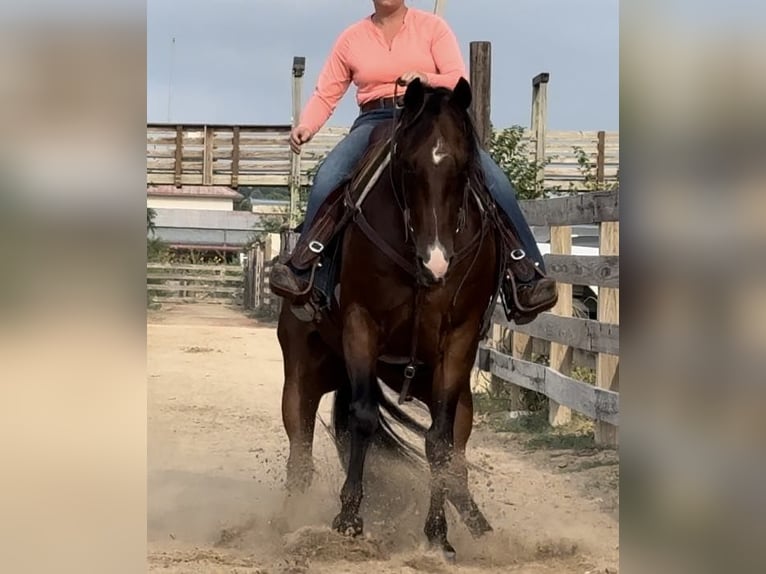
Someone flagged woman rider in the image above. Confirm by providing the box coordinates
[269,0,556,315]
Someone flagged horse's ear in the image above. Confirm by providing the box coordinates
[450,77,472,110]
[404,78,425,109]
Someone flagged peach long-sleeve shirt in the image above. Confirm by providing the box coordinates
[298,8,467,136]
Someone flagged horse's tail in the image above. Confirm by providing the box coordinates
[327,378,427,470]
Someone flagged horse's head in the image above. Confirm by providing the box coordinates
[392,77,480,283]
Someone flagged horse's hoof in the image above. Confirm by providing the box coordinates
[429,540,457,563]
[332,512,363,537]
[442,545,457,564]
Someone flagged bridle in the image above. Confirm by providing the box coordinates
[384,80,489,287]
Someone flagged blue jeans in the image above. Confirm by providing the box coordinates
[302,109,545,270]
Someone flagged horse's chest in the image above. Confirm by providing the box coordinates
[377,291,455,360]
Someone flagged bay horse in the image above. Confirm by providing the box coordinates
[277,78,501,560]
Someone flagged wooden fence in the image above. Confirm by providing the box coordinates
[146,123,345,188]
[146,123,617,191]
[477,188,620,446]
[146,263,244,305]
[532,130,619,190]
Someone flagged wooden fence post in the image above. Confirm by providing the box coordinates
[264,234,273,263]
[595,221,619,445]
[510,331,532,411]
[289,57,306,229]
[231,126,240,188]
[254,244,264,309]
[173,125,183,187]
[202,125,214,186]
[245,248,254,309]
[531,73,550,191]
[548,224,573,426]
[596,130,606,187]
[488,323,505,397]
[469,42,492,149]
[262,245,273,308]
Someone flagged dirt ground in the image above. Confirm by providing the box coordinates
[148,304,619,574]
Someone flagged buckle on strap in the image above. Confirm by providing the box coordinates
[309,240,324,254]
[510,248,526,261]
[399,364,417,405]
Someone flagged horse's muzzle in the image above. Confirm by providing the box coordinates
[418,245,453,284]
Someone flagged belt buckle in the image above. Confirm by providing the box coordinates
[309,240,324,254]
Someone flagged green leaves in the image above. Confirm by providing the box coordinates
[488,125,550,200]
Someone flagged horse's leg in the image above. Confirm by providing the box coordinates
[281,361,324,494]
[332,304,379,536]
[278,311,336,494]
[447,385,493,537]
[424,327,476,560]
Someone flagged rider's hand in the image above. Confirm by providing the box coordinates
[398,71,428,86]
[290,126,313,154]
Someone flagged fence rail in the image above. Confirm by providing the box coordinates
[479,188,620,445]
[477,348,619,426]
[146,124,618,190]
[146,263,243,305]
[491,307,619,356]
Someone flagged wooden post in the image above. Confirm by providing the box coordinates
[289,57,306,229]
[433,0,448,16]
[231,126,240,188]
[548,224,573,426]
[530,73,550,191]
[202,125,214,186]
[245,249,253,309]
[595,221,619,445]
[263,241,273,308]
[264,234,274,263]
[255,243,264,309]
[173,125,183,187]
[510,331,532,411]
[596,130,606,187]
[469,42,492,149]
[488,323,505,398]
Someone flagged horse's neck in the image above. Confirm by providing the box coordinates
[365,176,409,246]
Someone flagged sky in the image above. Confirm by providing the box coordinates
[147,0,619,131]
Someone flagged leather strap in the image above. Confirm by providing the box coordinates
[353,206,486,283]
[360,96,404,113]
[399,287,423,404]
[353,210,417,276]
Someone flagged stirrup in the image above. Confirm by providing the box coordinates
[269,261,318,305]
[500,270,557,323]
[290,302,316,322]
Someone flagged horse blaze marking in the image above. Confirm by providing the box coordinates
[424,241,449,279]
[432,138,448,165]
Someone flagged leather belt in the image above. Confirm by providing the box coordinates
[359,96,404,113]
